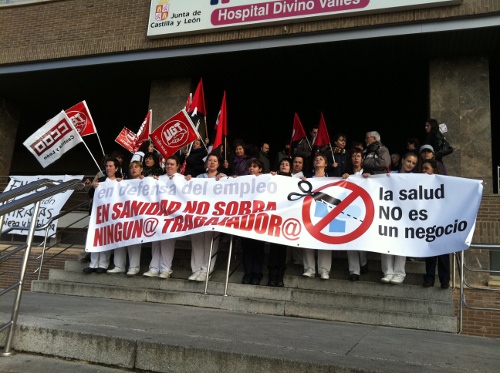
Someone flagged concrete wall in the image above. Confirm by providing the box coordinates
[429,56,492,192]
[0,98,19,178]
[149,78,192,130]
[1,0,499,65]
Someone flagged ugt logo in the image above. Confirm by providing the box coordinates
[66,110,88,134]
[161,120,190,147]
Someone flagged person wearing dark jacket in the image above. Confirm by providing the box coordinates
[424,118,453,161]
[268,157,292,287]
[142,152,164,177]
[329,133,348,177]
[180,139,207,177]
[363,131,391,174]
[259,142,271,173]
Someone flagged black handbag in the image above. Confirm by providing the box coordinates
[439,138,454,157]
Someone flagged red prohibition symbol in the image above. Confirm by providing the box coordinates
[301,180,374,244]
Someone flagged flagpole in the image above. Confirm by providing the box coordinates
[204,115,208,147]
[197,119,209,152]
[95,132,106,156]
[81,138,102,172]
[306,137,312,151]
[329,143,336,163]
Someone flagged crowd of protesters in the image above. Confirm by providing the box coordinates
[83,118,453,290]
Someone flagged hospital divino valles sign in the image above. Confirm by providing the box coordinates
[147,0,461,38]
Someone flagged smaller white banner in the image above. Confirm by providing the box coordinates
[2,175,84,237]
[23,111,83,168]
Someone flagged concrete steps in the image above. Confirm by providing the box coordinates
[31,249,457,333]
[5,292,494,373]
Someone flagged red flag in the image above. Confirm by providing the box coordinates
[115,127,137,153]
[65,100,96,137]
[133,110,152,152]
[312,112,331,147]
[150,110,199,160]
[185,93,192,112]
[291,113,306,142]
[188,78,206,117]
[212,91,227,151]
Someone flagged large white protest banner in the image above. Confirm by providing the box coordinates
[2,175,84,237]
[85,173,482,257]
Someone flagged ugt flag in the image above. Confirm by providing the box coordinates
[151,109,199,159]
[23,110,83,168]
[115,127,137,154]
[65,100,97,137]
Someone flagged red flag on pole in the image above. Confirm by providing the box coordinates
[150,109,199,160]
[188,78,206,117]
[212,91,227,151]
[65,100,96,137]
[185,93,192,112]
[312,112,331,147]
[291,113,307,142]
[133,110,152,152]
[115,127,137,154]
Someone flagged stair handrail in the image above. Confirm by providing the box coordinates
[0,178,84,357]
[37,200,90,279]
[1,199,90,280]
[0,179,59,203]
[457,243,500,334]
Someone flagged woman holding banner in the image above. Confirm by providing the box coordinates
[381,152,418,284]
[342,148,371,281]
[84,157,122,274]
[268,158,293,286]
[143,155,182,279]
[107,160,144,276]
[421,159,451,289]
[188,153,226,282]
[302,153,332,280]
[240,159,266,285]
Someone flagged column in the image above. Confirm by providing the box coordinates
[0,98,19,178]
[429,56,492,192]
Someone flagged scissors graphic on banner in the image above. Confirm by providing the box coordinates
[287,180,341,210]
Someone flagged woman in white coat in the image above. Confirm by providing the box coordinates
[188,153,226,281]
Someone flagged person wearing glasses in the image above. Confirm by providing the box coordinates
[363,131,391,175]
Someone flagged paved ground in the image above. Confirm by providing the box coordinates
[0,353,132,373]
[1,292,499,372]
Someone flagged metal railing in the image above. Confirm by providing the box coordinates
[0,178,84,357]
[456,244,500,334]
[1,199,90,280]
